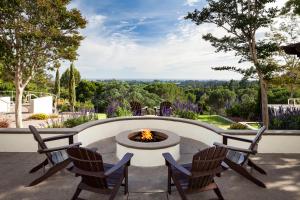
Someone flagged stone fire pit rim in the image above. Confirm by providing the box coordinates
[115,128,180,150]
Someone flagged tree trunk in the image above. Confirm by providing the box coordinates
[259,78,269,128]
[15,85,23,128]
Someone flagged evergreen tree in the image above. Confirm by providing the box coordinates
[54,63,60,98]
[69,63,76,112]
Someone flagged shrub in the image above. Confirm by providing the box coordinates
[173,100,198,119]
[269,106,300,129]
[116,107,132,117]
[175,110,197,120]
[0,118,9,128]
[49,114,59,119]
[63,113,98,128]
[30,113,49,120]
[229,123,248,130]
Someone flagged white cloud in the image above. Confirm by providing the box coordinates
[68,17,248,80]
[185,0,199,6]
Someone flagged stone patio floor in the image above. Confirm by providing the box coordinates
[0,137,300,200]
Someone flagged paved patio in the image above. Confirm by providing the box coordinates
[0,137,299,200]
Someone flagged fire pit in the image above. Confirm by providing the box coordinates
[116,129,180,167]
[129,129,167,143]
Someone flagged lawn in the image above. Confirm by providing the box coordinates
[197,115,233,130]
[97,113,107,119]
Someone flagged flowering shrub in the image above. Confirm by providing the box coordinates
[106,100,131,118]
[173,101,198,119]
[0,118,9,128]
[269,106,300,130]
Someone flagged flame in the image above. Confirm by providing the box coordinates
[141,129,153,141]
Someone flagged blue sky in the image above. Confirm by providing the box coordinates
[63,0,285,80]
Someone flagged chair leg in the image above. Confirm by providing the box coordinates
[29,159,48,173]
[248,159,267,175]
[224,159,266,188]
[71,187,82,200]
[167,166,172,194]
[213,183,224,200]
[109,175,124,200]
[28,159,71,187]
[171,173,188,200]
[124,166,128,195]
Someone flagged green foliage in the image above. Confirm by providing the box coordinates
[29,113,49,120]
[115,107,132,117]
[268,88,290,104]
[61,67,81,88]
[76,80,97,102]
[281,0,300,15]
[175,110,197,120]
[229,123,248,130]
[63,114,98,128]
[206,88,236,114]
[69,63,76,112]
[75,101,94,111]
[144,82,186,102]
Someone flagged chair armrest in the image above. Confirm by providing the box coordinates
[43,133,76,144]
[222,134,253,143]
[162,153,191,177]
[214,142,256,154]
[104,153,134,177]
[38,142,82,153]
[142,106,148,110]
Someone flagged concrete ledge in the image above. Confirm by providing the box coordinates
[0,116,299,153]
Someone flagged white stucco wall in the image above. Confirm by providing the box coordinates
[30,96,53,114]
[0,97,10,112]
[0,117,299,153]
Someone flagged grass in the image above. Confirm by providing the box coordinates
[97,113,107,119]
[197,115,233,129]
[244,122,261,129]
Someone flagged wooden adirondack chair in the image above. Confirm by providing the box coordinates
[163,146,228,200]
[66,147,133,200]
[28,125,81,186]
[155,101,172,116]
[130,101,148,116]
[214,126,267,188]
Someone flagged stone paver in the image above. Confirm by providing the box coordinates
[0,137,299,200]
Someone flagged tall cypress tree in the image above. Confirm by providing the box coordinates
[69,63,76,112]
[54,63,60,98]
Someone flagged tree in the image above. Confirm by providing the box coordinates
[60,67,81,88]
[0,0,86,127]
[267,14,300,98]
[69,63,76,112]
[54,63,61,98]
[282,0,300,15]
[186,0,279,128]
[76,80,97,102]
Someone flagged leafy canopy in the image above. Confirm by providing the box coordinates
[0,0,86,85]
[185,0,279,79]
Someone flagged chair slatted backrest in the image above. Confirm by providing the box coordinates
[29,125,55,161]
[189,146,227,190]
[160,101,172,116]
[130,101,142,116]
[67,147,107,189]
[249,126,267,153]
